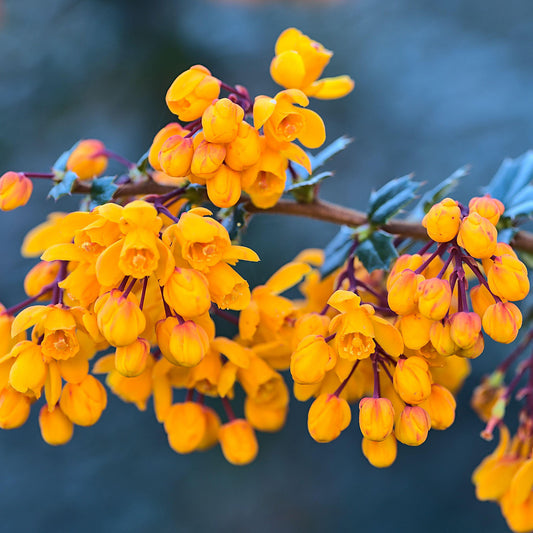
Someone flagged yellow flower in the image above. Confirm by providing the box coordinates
[0,171,33,211]
[202,98,244,144]
[218,419,258,465]
[308,393,351,443]
[158,135,194,178]
[487,254,530,302]
[457,213,497,259]
[419,384,456,430]
[164,401,206,454]
[115,338,150,377]
[290,335,336,385]
[190,139,226,178]
[0,387,31,429]
[149,122,190,171]
[270,28,354,100]
[468,195,505,226]
[500,459,533,533]
[482,302,522,344]
[362,433,397,468]
[8,341,47,397]
[422,198,461,242]
[60,374,107,426]
[225,122,262,172]
[38,405,74,445]
[358,397,395,442]
[394,405,431,446]
[393,356,432,405]
[66,139,108,180]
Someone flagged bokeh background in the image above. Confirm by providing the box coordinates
[1,0,533,531]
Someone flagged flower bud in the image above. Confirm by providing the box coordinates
[455,332,484,359]
[292,313,330,347]
[218,419,258,465]
[202,98,244,144]
[190,140,226,178]
[422,198,461,242]
[65,139,108,179]
[115,338,150,377]
[387,269,424,315]
[244,397,287,433]
[163,268,211,318]
[24,261,60,299]
[168,321,210,367]
[449,311,481,349]
[155,317,181,364]
[164,401,207,454]
[159,135,194,177]
[457,213,497,259]
[205,164,242,208]
[429,320,458,356]
[358,397,395,441]
[196,406,221,451]
[419,384,456,430]
[307,393,351,443]
[395,405,431,446]
[417,278,452,320]
[387,254,424,291]
[60,375,107,426]
[225,122,262,171]
[94,289,146,347]
[290,335,336,384]
[361,433,397,468]
[468,195,505,225]
[482,302,522,344]
[39,405,74,445]
[9,341,46,396]
[469,284,495,319]
[149,123,190,171]
[205,262,250,311]
[393,357,432,405]
[398,312,433,350]
[487,255,530,302]
[471,375,504,422]
[166,65,220,121]
[0,387,31,429]
[0,172,33,211]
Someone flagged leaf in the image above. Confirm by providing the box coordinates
[136,150,150,172]
[484,151,533,205]
[47,171,78,200]
[411,166,469,219]
[287,171,333,203]
[505,201,533,219]
[357,231,398,272]
[320,225,355,277]
[368,174,422,225]
[308,136,352,174]
[496,227,517,245]
[89,176,118,208]
[52,141,80,172]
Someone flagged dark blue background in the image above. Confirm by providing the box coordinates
[1,1,532,531]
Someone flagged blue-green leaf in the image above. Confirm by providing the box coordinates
[368,175,422,225]
[497,227,518,245]
[357,231,398,272]
[411,166,469,219]
[89,176,118,208]
[485,151,533,205]
[288,171,333,203]
[320,225,355,277]
[47,171,78,200]
[52,141,80,172]
[308,136,352,174]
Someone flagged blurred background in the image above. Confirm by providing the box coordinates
[1,0,533,531]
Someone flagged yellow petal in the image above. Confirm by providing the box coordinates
[265,262,311,294]
[211,337,250,368]
[270,51,306,89]
[11,305,49,337]
[222,245,260,265]
[275,89,309,107]
[327,290,361,314]
[95,239,124,286]
[508,459,533,504]
[218,361,238,397]
[239,300,260,341]
[92,354,116,374]
[153,376,172,423]
[298,108,326,149]
[41,243,85,262]
[371,315,404,357]
[155,239,176,286]
[253,96,277,130]
[45,360,62,411]
[278,142,312,174]
[305,76,355,100]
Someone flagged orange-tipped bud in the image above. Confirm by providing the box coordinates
[205,164,242,208]
[244,397,288,433]
[387,269,424,315]
[168,321,210,367]
[470,284,496,319]
[290,335,336,384]
[393,357,432,405]
[39,405,74,445]
[422,198,461,242]
[94,289,146,347]
[293,313,330,347]
[219,419,259,465]
[395,406,431,446]
[307,393,351,443]
[487,255,530,302]
[115,338,150,377]
[166,65,220,122]
[24,260,60,299]
[164,401,207,454]
[449,311,482,349]
[387,254,424,291]
[0,171,33,211]
[60,375,107,426]
[158,135,194,177]
[419,384,456,430]
[163,268,211,318]
[0,387,31,429]
[468,195,505,226]
[190,140,226,178]
[149,123,189,171]
[362,433,397,468]
[417,278,452,320]
[482,302,522,344]
[225,122,262,171]
[8,341,46,396]
[455,332,484,359]
[202,98,244,144]
[457,213,497,259]
[358,397,395,441]
[66,139,107,180]
[155,317,180,363]
[205,262,250,310]
[429,320,458,356]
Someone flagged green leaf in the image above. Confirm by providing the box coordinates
[485,151,533,205]
[320,225,355,277]
[52,141,80,172]
[89,176,118,208]
[411,166,469,219]
[357,231,398,272]
[136,150,150,171]
[47,171,78,200]
[288,171,333,203]
[368,174,422,225]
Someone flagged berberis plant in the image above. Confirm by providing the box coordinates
[1,28,533,532]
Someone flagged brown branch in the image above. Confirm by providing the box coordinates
[72,180,175,197]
